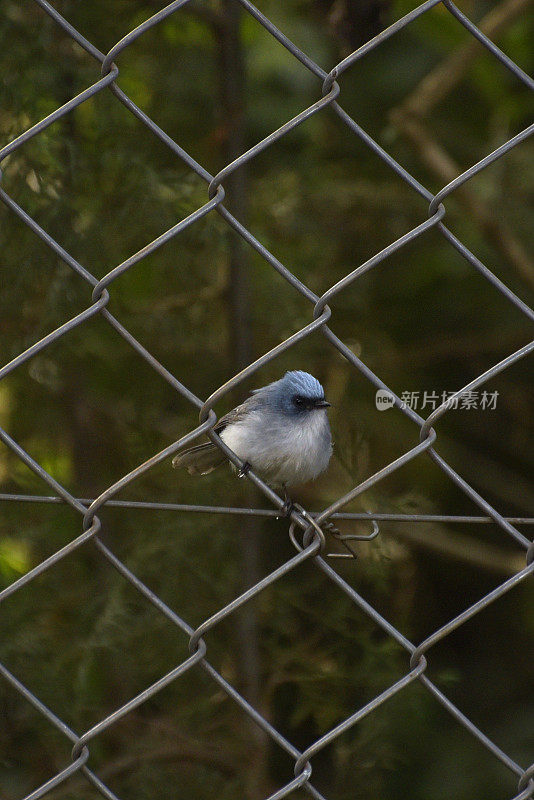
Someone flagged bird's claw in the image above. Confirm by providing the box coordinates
[237,461,251,479]
[281,498,296,517]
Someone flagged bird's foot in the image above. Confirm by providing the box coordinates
[281,498,296,517]
[279,487,297,518]
[237,460,251,479]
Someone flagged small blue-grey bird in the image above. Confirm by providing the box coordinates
[172,371,332,495]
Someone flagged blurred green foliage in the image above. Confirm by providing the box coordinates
[0,1,533,798]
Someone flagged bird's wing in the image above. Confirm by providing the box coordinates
[213,397,256,433]
[172,395,258,475]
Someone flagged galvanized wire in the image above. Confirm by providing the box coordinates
[0,0,533,798]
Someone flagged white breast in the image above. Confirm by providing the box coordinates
[220,409,332,488]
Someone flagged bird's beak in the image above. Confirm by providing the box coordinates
[315,399,331,408]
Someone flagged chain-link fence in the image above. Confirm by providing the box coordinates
[1,0,533,798]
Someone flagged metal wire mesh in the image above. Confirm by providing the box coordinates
[0,1,533,798]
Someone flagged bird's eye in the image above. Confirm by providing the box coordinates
[292,395,305,407]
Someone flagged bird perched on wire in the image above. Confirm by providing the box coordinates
[172,371,332,507]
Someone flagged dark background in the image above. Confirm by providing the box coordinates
[0,1,533,798]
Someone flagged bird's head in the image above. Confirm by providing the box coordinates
[266,370,330,417]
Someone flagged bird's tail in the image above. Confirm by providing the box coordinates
[172,442,227,475]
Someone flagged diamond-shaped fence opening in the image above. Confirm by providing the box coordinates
[1,0,533,798]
